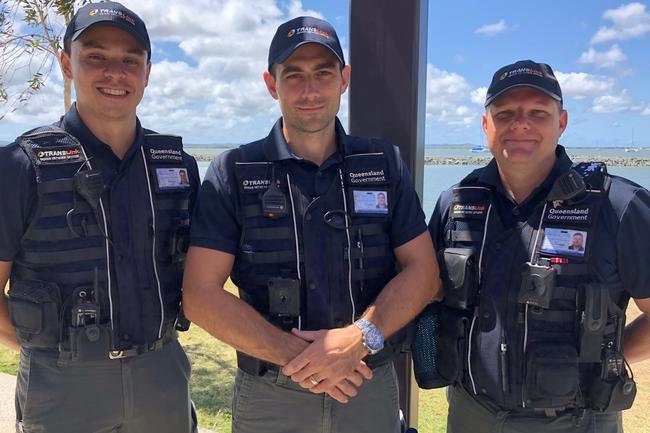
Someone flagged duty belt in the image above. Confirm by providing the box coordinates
[108,328,177,359]
[54,326,178,363]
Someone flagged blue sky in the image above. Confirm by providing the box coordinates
[2,0,649,147]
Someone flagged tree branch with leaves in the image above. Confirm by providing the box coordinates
[0,0,91,121]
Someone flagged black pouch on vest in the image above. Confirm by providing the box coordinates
[412,302,468,389]
[441,248,478,310]
[169,220,190,266]
[588,370,636,412]
[7,280,61,349]
[524,343,579,408]
[68,323,112,361]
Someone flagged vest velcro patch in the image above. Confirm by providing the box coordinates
[344,153,389,185]
[33,145,83,165]
[146,146,183,163]
[241,178,271,192]
[450,203,488,219]
[544,205,592,225]
[347,169,387,185]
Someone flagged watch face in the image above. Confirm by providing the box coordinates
[366,328,384,351]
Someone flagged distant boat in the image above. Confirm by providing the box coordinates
[625,147,641,152]
[471,146,489,152]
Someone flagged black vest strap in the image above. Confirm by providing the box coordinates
[39,201,93,218]
[14,267,100,286]
[244,227,294,241]
[157,198,190,211]
[238,249,299,265]
[451,230,484,243]
[351,268,390,281]
[350,223,386,237]
[242,204,263,218]
[349,245,387,260]
[23,226,102,242]
[37,179,75,194]
[21,246,106,265]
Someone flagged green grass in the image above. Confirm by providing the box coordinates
[0,298,648,432]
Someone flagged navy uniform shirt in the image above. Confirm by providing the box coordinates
[0,105,200,341]
[191,117,427,316]
[429,144,650,301]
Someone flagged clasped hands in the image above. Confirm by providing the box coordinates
[281,325,373,404]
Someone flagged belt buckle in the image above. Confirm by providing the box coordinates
[108,350,125,360]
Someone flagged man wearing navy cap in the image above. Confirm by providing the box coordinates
[0,2,197,432]
[184,16,440,433]
[426,59,650,432]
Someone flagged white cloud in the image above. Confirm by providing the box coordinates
[426,65,476,125]
[591,2,650,44]
[642,107,650,116]
[577,44,627,69]
[591,90,644,113]
[554,72,616,100]
[470,87,487,106]
[474,19,509,36]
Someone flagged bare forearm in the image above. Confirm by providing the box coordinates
[0,262,19,351]
[363,233,440,337]
[624,313,650,364]
[183,287,307,366]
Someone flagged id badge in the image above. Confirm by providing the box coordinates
[540,227,588,257]
[352,190,389,215]
[155,167,191,192]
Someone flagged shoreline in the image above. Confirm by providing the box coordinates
[189,153,650,167]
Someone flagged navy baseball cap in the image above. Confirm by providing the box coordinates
[64,2,151,60]
[268,16,345,71]
[485,60,562,107]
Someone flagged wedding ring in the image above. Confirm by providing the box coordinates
[308,375,319,386]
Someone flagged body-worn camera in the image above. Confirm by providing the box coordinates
[518,262,556,308]
[268,277,300,329]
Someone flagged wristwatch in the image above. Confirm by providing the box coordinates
[353,319,384,355]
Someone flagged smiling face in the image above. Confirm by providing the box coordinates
[483,87,568,174]
[263,43,350,137]
[61,24,151,127]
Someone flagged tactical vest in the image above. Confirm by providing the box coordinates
[8,126,191,353]
[231,137,399,332]
[414,162,636,414]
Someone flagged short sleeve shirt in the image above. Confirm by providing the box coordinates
[191,117,427,255]
[428,145,650,300]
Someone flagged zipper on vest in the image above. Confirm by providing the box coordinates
[78,144,115,333]
[338,169,355,323]
[140,147,165,339]
[500,329,509,394]
[286,173,302,330]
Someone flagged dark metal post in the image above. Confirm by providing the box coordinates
[348,0,428,428]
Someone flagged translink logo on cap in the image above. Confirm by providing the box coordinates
[500,67,545,81]
[288,26,331,39]
[89,7,136,26]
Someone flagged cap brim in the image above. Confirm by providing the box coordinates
[485,84,562,107]
[70,20,150,55]
[270,39,344,70]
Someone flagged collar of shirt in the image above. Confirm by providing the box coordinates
[476,145,573,224]
[59,103,145,173]
[262,117,347,170]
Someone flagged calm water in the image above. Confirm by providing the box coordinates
[188,145,650,160]
[196,156,650,218]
